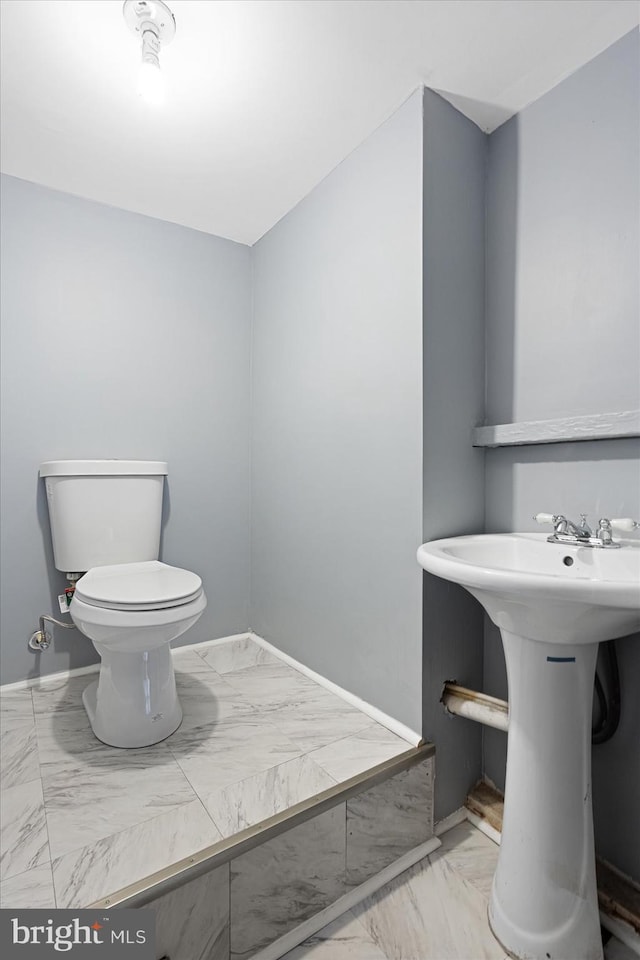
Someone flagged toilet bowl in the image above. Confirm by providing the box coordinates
[39,459,207,749]
[71,560,207,748]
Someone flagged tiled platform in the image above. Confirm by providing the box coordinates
[124,747,434,960]
[0,636,414,911]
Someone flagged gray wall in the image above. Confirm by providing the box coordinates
[421,90,487,819]
[0,175,252,685]
[483,30,640,879]
[250,91,424,734]
[486,29,639,424]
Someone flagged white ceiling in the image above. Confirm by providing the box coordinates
[1,1,637,245]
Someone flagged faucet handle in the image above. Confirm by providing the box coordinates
[533,513,557,525]
[609,518,640,532]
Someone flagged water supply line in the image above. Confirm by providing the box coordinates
[29,576,81,650]
[29,614,76,651]
[29,614,77,651]
[591,640,621,744]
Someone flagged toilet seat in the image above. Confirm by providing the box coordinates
[74,560,203,611]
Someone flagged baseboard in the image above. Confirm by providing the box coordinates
[434,806,468,837]
[465,809,501,845]
[251,836,442,960]
[1,631,422,751]
[600,914,640,957]
[598,859,640,955]
[0,661,100,693]
[0,632,252,693]
[249,632,422,747]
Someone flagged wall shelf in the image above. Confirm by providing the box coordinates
[472,409,640,448]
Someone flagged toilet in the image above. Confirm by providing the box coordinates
[39,460,207,748]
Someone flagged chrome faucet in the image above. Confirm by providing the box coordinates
[560,514,592,538]
[534,513,639,549]
[595,518,614,546]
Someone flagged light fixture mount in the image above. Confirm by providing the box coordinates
[123,0,176,45]
[123,0,175,105]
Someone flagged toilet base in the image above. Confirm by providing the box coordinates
[83,642,183,748]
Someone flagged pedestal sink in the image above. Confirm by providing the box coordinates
[417,533,640,960]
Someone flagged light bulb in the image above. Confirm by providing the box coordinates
[138,59,164,105]
[124,2,175,106]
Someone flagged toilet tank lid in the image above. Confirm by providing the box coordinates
[39,460,168,477]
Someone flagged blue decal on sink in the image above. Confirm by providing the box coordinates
[546,656,576,662]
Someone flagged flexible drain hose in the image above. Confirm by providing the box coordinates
[591,640,621,744]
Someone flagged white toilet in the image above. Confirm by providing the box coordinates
[39,460,207,748]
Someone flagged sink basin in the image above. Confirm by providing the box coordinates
[417,532,640,960]
[417,533,640,644]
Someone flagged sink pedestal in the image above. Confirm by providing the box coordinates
[489,631,602,960]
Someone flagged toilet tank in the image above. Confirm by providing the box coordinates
[39,460,168,573]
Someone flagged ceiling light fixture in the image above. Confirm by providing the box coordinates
[123,0,176,106]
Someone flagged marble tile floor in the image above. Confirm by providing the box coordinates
[0,636,412,910]
[283,821,635,960]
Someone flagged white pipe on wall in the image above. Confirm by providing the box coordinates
[441,682,509,733]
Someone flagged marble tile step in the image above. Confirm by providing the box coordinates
[88,744,435,960]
